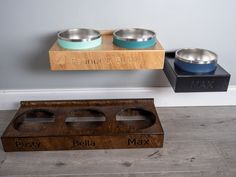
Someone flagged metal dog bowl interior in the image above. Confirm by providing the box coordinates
[58,28,101,42]
[113,28,156,42]
[57,28,102,50]
[175,48,217,64]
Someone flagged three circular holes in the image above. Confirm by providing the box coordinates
[14,108,155,132]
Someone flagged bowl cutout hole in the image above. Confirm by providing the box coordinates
[65,109,106,128]
[13,109,55,132]
[116,108,156,130]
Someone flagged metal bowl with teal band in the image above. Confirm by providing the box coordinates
[175,48,218,73]
[113,28,157,49]
[57,28,102,50]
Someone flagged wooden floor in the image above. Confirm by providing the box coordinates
[0,106,236,177]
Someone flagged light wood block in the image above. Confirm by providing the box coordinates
[48,31,165,70]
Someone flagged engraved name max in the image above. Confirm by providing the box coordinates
[191,80,215,89]
[128,138,150,146]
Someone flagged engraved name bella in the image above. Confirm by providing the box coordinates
[72,139,95,147]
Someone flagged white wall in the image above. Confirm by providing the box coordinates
[0,0,235,90]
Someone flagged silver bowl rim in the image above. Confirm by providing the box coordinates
[113,28,156,42]
[57,28,101,42]
[175,48,218,64]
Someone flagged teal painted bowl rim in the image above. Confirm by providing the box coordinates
[113,28,157,49]
[57,37,102,50]
[113,37,157,49]
[57,28,102,50]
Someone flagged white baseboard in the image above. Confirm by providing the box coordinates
[0,86,236,110]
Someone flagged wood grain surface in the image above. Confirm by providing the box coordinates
[1,99,164,151]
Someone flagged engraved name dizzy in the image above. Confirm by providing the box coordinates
[15,138,40,150]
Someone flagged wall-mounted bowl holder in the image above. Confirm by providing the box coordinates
[49,30,165,70]
[164,51,230,92]
[1,99,164,151]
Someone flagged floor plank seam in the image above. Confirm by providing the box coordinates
[211,141,232,174]
[0,171,211,177]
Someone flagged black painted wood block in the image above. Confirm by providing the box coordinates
[164,53,230,92]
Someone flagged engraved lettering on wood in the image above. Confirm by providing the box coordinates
[72,139,96,148]
[190,80,215,89]
[55,55,66,65]
[15,138,40,150]
[55,55,139,66]
[128,138,150,146]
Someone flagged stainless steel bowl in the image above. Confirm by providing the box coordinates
[57,28,101,42]
[113,28,156,42]
[175,48,217,64]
